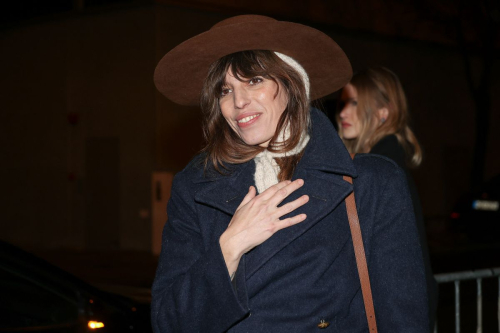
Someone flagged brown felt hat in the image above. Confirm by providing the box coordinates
[154,15,352,106]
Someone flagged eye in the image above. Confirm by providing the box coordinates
[248,77,264,85]
[350,100,358,106]
[220,87,232,97]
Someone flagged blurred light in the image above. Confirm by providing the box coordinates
[451,212,460,219]
[131,307,137,312]
[88,321,105,329]
[472,200,499,211]
[89,299,94,304]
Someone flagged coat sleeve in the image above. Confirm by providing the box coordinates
[363,163,429,332]
[151,174,249,333]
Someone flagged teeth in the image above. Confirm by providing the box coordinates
[238,115,258,123]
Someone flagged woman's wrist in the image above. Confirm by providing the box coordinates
[219,234,242,275]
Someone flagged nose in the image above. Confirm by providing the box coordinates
[339,105,349,119]
[233,88,250,109]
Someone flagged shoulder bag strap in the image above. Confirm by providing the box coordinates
[343,174,378,332]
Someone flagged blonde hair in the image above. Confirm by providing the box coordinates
[337,67,422,167]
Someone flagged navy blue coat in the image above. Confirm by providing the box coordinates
[151,109,429,332]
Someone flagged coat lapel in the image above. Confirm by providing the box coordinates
[244,168,353,278]
[194,161,255,217]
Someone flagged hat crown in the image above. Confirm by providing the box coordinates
[211,15,277,29]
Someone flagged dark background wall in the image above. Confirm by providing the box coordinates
[1,1,498,252]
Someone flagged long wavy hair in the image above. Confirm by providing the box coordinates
[200,50,310,180]
[337,67,422,167]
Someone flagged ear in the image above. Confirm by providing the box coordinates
[377,107,389,122]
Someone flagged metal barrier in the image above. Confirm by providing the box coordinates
[434,267,500,333]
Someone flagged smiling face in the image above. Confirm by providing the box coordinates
[219,70,288,147]
[338,83,361,139]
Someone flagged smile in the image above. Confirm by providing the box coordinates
[238,114,260,124]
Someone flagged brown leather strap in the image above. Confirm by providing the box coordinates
[343,174,378,332]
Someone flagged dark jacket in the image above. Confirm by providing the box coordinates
[151,109,429,332]
[371,135,438,331]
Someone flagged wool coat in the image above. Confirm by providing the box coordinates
[371,135,438,331]
[151,108,429,332]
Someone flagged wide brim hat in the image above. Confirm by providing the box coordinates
[154,15,352,106]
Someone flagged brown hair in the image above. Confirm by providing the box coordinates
[200,50,310,180]
[337,67,422,167]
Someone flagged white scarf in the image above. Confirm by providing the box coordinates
[253,52,311,193]
[254,127,310,194]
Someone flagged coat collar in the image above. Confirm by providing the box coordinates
[193,108,357,184]
[298,108,357,177]
[194,108,357,277]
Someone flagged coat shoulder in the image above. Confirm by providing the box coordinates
[370,134,407,169]
[171,153,237,200]
[353,153,406,187]
[355,152,402,173]
[169,153,208,201]
[175,153,205,181]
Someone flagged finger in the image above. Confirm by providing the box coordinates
[268,179,305,207]
[257,180,291,200]
[273,195,309,219]
[274,213,307,232]
[237,186,257,210]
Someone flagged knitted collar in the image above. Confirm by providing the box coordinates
[254,126,310,193]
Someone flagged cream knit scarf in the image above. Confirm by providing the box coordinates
[253,52,311,193]
[254,126,310,194]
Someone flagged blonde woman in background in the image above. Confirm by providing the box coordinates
[338,67,438,331]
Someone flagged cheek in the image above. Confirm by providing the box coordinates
[220,102,233,121]
[219,102,237,131]
[273,92,288,117]
[219,100,229,118]
[223,116,238,133]
[351,108,360,123]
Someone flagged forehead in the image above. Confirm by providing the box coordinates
[341,83,357,99]
[222,66,259,84]
[224,69,241,83]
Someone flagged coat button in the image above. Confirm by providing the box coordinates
[318,320,330,329]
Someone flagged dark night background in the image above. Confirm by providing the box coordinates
[1,0,499,330]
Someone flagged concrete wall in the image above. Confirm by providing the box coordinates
[1,4,498,251]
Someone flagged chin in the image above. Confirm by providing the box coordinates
[342,134,357,140]
[241,137,269,147]
[243,139,265,146]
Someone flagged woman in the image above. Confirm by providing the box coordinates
[338,67,437,331]
[152,16,428,332]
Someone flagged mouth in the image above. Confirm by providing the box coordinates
[236,113,261,127]
[341,122,351,128]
